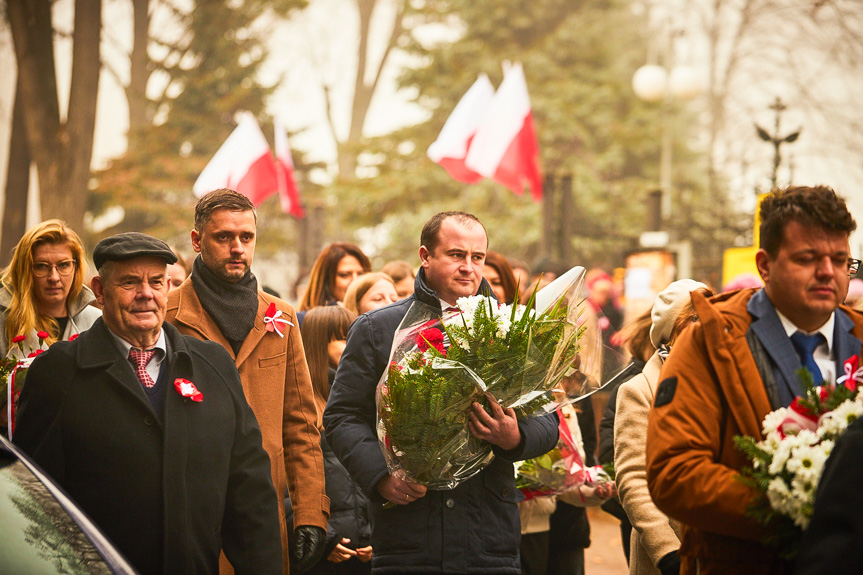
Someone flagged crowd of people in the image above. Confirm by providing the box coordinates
[2,185,862,575]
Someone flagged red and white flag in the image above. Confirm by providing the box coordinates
[193,113,279,205]
[274,118,305,219]
[427,74,495,183]
[465,63,543,201]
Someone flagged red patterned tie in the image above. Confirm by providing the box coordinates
[129,348,156,388]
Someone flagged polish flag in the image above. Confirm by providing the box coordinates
[427,74,495,183]
[274,118,305,219]
[465,63,543,201]
[193,113,279,205]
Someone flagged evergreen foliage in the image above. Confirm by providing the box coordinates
[90,0,307,254]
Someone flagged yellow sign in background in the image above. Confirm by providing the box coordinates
[722,194,766,286]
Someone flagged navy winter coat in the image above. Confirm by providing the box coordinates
[323,269,559,574]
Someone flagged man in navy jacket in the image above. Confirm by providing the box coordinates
[323,212,559,574]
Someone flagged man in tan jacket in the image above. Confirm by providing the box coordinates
[166,189,329,574]
[646,186,862,574]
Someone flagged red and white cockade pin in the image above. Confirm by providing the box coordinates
[263,302,293,338]
[174,378,203,402]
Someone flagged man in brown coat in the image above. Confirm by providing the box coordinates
[646,186,863,574]
[166,189,329,574]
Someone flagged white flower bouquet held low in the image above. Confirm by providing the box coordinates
[734,355,863,557]
[376,266,604,489]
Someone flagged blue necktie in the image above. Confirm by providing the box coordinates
[790,332,825,386]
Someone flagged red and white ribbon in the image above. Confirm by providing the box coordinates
[264,303,293,338]
[837,355,863,391]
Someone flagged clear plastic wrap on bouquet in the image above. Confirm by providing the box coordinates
[515,407,585,499]
[376,266,605,489]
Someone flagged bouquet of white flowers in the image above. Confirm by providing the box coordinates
[376,266,603,489]
[735,355,863,557]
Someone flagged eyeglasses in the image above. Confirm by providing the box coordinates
[849,258,861,277]
[32,260,76,278]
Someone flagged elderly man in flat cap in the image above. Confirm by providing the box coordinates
[14,232,282,575]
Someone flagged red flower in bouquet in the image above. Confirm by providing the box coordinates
[416,327,445,355]
[36,331,49,340]
[174,378,203,402]
[69,334,79,341]
[11,335,25,344]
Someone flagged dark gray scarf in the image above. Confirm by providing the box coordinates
[191,255,258,355]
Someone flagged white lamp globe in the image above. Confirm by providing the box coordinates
[632,64,668,103]
[669,66,702,100]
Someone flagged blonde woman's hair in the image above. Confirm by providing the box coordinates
[343,272,396,315]
[1,220,87,345]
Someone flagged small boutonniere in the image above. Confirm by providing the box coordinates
[263,302,293,338]
[174,378,203,402]
[838,354,863,392]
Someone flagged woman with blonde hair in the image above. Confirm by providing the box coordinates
[343,273,399,316]
[300,243,371,312]
[0,220,101,358]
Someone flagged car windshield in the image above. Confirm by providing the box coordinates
[0,455,113,575]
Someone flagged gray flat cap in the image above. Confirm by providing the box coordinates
[93,232,178,270]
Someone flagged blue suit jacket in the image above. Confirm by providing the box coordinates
[747,289,862,406]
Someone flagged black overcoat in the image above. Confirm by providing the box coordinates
[13,319,282,575]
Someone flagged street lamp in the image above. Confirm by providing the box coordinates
[755,97,801,190]
[632,57,700,281]
[632,62,701,221]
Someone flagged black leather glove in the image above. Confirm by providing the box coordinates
[657,550,681,575]
[291,525,327,573]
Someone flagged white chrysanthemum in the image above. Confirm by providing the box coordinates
[790,469,818,497]
[765,477,792,514]
[793,429,820,447]
[786,443,828,483]
[768,439,793,475]
[788,474,817,529]
[767,430,818,475]
[761,428,784,451]
[819,399,863,438]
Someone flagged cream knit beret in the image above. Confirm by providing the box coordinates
[649,279,708,349]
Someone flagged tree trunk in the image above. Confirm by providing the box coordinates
[335,0,406,180]
[58,0,102,232]
[1,78,31,266]
[126,0,151,153]
[7,0,102,235]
